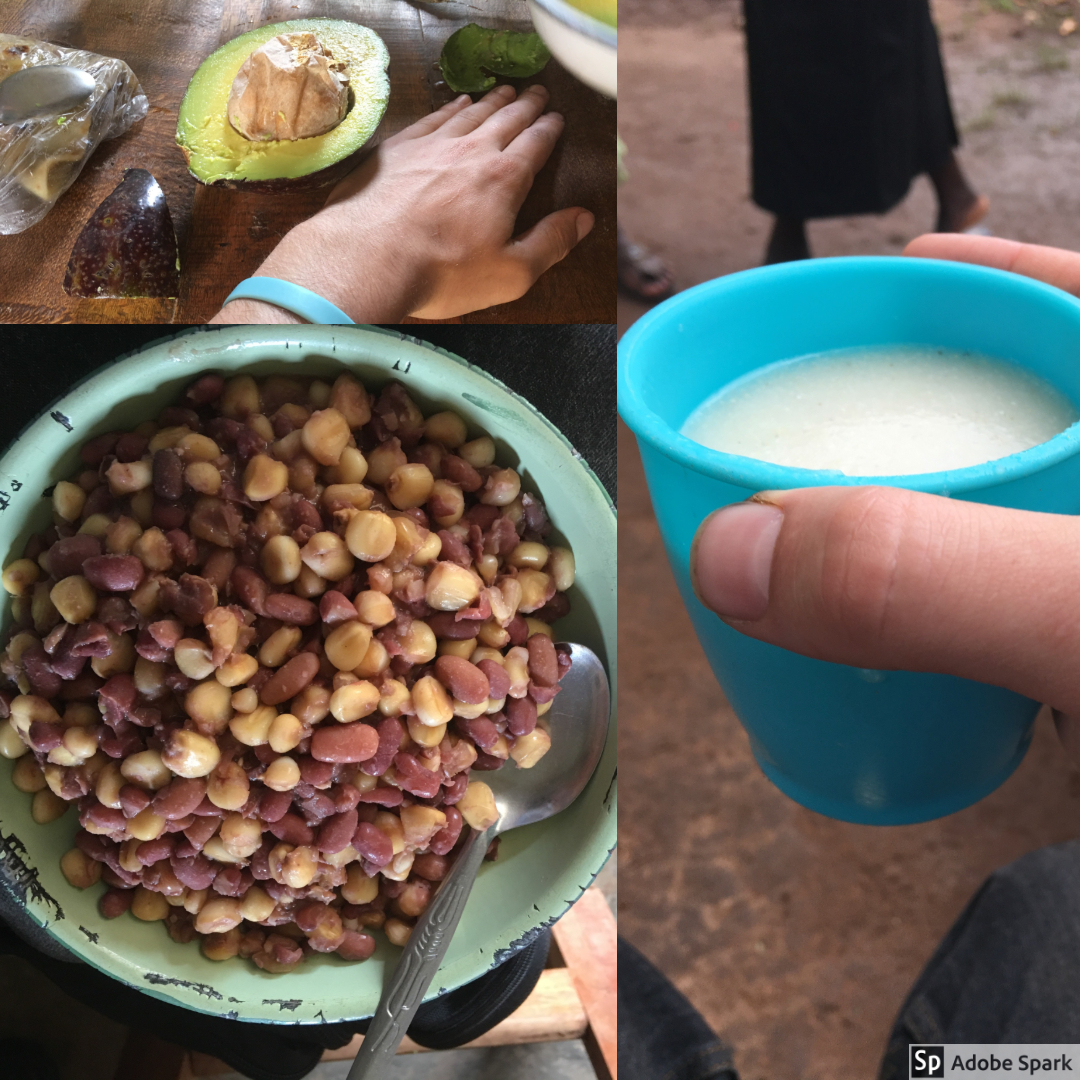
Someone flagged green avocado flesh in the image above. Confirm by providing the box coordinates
[439,24,551,94]
[176,18,389,187]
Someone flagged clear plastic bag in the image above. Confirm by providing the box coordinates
[0,35,149,235]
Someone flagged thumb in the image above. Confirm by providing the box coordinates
[508,207,594,282]
[904,233,1080,298]
[691,486,1080,713]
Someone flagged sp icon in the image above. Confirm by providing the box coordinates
[911,1045,945,1078]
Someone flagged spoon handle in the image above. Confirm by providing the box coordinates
[347,824,494,1080]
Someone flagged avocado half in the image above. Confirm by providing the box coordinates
[176,18,389,191]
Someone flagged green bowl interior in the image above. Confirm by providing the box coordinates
[0,325,616,1024]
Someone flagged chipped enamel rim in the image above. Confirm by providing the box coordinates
[0,325,616,1024]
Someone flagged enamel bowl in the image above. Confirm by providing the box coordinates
[528,0,616,99]
[0,325,616,1024]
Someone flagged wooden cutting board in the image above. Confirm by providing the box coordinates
[0,0,615,324]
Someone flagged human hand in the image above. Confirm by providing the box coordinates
[692,233,1080,759]
[212,84,594,324]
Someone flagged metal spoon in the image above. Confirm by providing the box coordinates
[349,642,611,1080]
[0,66,96,125]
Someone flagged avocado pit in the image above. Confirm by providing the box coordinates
[228,32,348,142]
[176,18,390,191]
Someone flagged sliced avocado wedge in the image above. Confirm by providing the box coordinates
[439,24,551,95]
[176,18,389,190]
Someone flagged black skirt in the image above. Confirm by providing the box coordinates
[744,0,959,220]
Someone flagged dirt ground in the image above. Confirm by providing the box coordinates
[618,4,1080,1078]
[617,0,1080,334]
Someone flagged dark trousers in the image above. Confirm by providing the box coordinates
[619,840,1080,1080]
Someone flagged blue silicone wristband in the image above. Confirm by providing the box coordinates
[222,277,355,324]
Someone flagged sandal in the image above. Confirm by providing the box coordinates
[618,225,675,304]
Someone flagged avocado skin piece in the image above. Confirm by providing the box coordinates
[177,18,390,191]
[439,24,552,95]
[63,169,180,300]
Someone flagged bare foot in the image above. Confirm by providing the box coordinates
[930,153,990,232]
[618,225,675,303]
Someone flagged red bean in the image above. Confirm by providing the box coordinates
[152,500,187,531]
[260,652,320,705]
[75,830,114,863]
[317,809,358,854]
[159,573,217,626]
[297,755,337,788]
[360,717,404,778]
[136,836,175,866]
[231,565,270,616]
[311,723,379,763]
[186,373,224,405]
[505,696,537,737]
[27,721,62,752]
[167,529,198,567]
[202,548,237,592]
[441,454,482,492]
[115,433,148,463]
[82,554,145,593]
[412,853,450,881]
[526,634,559,688]
[153,449,184,501]
[85,802,125,832]
[455,715,500,751]
[152,777,207,820]
[268,813,315,846]
[442,772,468,806]
[298,790,336,823]
[213,866,253,897]
[434,655,489,705]
[264,592,318,625]
[463,503,499,530]
[102,866,140,890]
[426,612,480,640]
[429,807,463,856]
[319,591,358,626]
[45,534,102,580]
[99,889,134,918]
[170,853,218,891]
[331,784,362,814]
[119,785,151,818]
[506,616,528,647]
[336,930,376,961]
[147,619,184,650]
[192,795,225,817]
[257,787,293,823]
[528,682,559,705]
[182,816,220,851]
[80,432,121,466]
[392,752,443,798]
[353,822,393,867]
[476,659,510,701]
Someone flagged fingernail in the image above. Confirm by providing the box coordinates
[575,211,595,242]
[690,501,784,621]
[455,94,471,105]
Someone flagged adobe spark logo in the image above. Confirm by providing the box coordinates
[911,1045,946,1078]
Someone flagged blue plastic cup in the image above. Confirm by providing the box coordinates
[618,256,1080,825]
